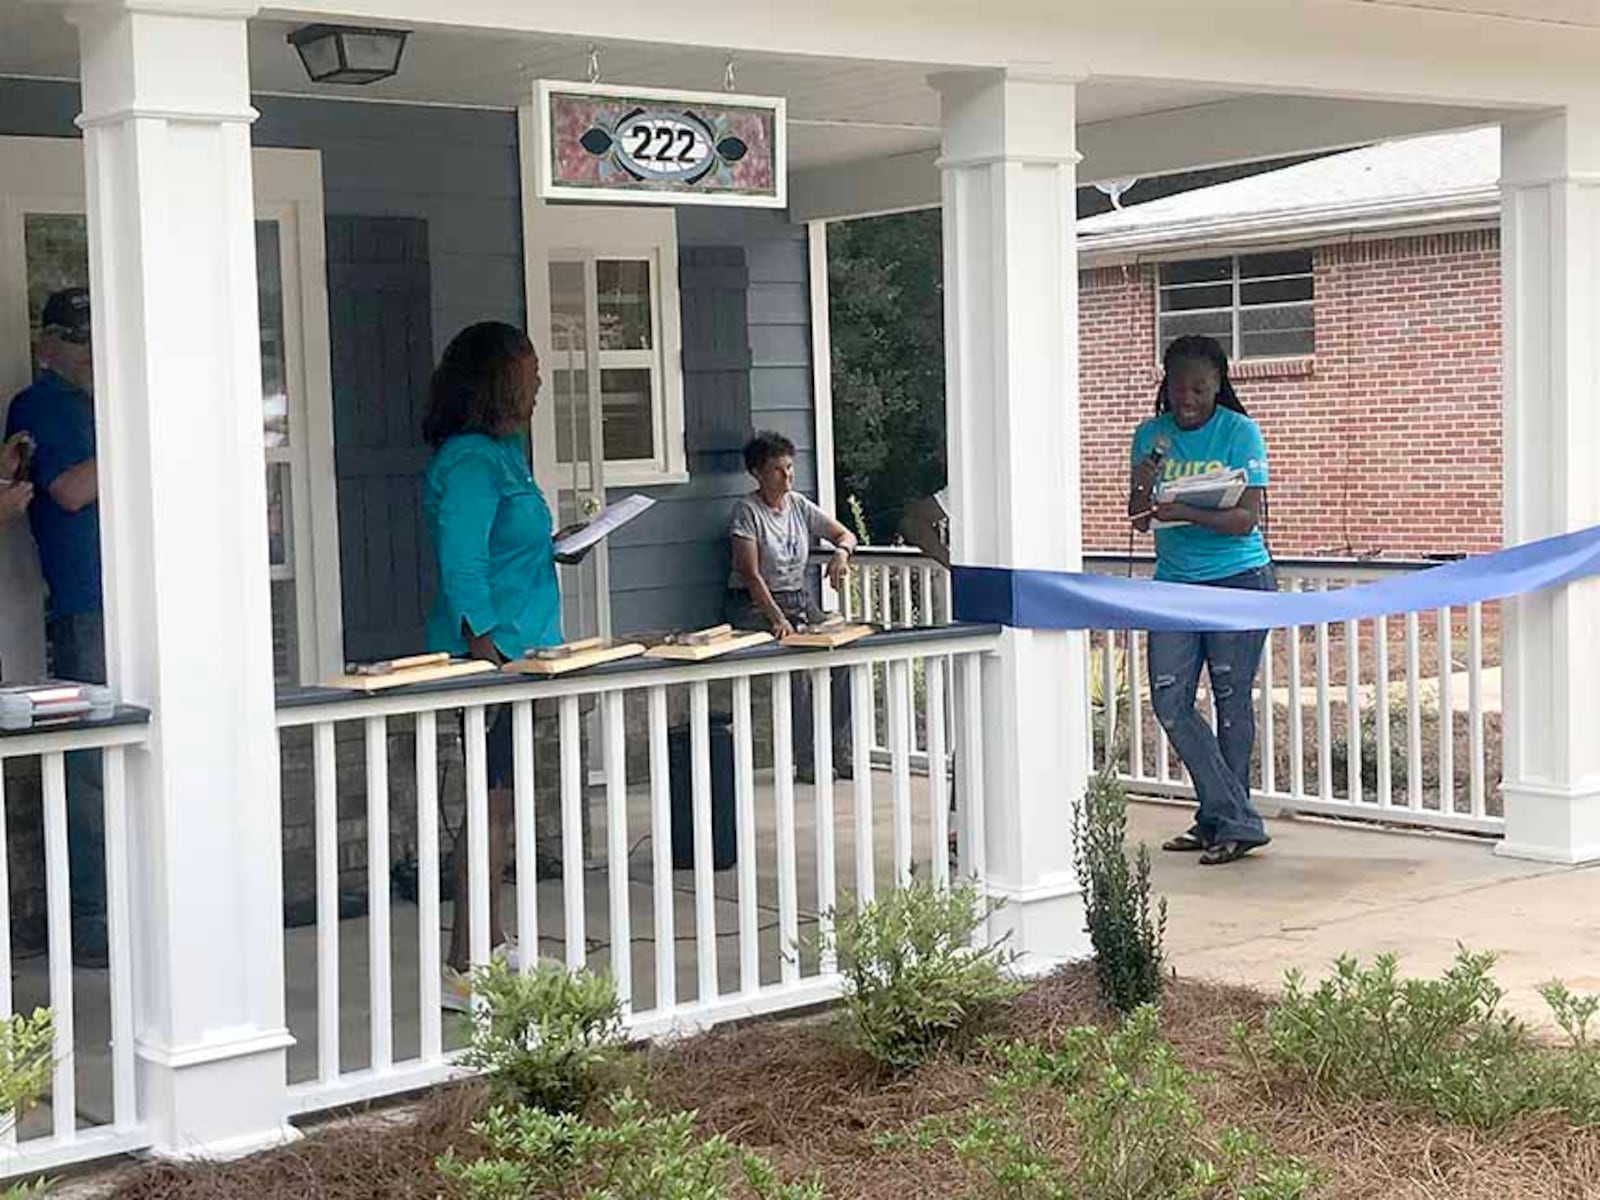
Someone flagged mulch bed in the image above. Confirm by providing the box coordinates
[101,965,1600,1200]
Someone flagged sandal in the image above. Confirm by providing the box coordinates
[1198,837,1270,866]
[1162,832,1208,853]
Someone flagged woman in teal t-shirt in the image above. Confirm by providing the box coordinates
[422,321,564,1006]
[1127,335,1274,866]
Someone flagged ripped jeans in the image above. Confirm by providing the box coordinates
[1147,565,1275,846]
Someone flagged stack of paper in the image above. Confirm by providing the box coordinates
[1152,468,1248,529]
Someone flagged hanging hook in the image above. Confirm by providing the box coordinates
[586,44,601,84]
[723,54,737,93]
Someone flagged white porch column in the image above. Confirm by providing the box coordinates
[936,71,1091,968]
[72,0,295,1154]
[1499,103,1600,864]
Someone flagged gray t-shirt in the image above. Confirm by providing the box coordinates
[728,491,833,593]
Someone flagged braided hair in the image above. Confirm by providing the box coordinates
[1155,334,1248,417]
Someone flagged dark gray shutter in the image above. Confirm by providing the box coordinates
[327,215,435,664]
[678,246,753,455]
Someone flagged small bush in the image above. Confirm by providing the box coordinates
[0,1008,54,1199]
[825,877,1020,1072]
[1237,949,1600,1128]
[461,958,625,1114]
[1073,769,1167,1014]
[437,1090,825,1200]
[909,1006,1317,1200]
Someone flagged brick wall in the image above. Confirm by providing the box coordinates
[1080,228,1504,559]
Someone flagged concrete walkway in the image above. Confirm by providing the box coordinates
[1128,798,1600,1028]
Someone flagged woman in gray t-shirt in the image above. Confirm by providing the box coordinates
[726,431,857,779]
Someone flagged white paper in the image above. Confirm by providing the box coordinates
[554,493,656,557]
[1150,468,1248,529]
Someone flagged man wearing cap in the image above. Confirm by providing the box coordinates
[4,286,106,966]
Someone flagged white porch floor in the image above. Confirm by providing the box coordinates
[15,778,1599,1140]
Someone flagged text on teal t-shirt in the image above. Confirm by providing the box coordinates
[1130,407,1270,583]
[423,433,563,660]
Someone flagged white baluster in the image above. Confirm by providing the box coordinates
[559,697,586,972]
[1288,579,1305,799]
[888,659,914,887]
[464,706,492,972]
[647,688,675,1013]
[41,751,74,1138]
[771,675,800,987]
[512,702,537,978]
[313,722,339,1084]
[1468,603,1486,819]
[689,682,718,1001]
[732,677,758,995]
[603,692,631,1012]
[811,669,837,975]
[851,663,875,901]
[1438,607,1455,813]
[1314,590,1333,802]
[104,745,135,1130]
[1375,616,1393,809]
[927,657,950,889]
[365,716,392,1073]
[1405,611,1424,810]
[1346,615,1362,805]
[415,712,443,1063]
[1259,629,1276,796]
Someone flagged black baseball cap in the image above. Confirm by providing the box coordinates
[40,288,91,344]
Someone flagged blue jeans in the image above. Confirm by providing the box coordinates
[1147,565,1274,846]
[46,611,108,940]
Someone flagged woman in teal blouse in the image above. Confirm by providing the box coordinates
[422,321,563,1006]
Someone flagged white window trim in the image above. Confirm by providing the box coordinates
[0,138,342,687]
[518,104,688,493]
[1153,250,1314,365]
[547,249,683,486]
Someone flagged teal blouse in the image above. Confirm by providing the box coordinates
[423,433,562,660]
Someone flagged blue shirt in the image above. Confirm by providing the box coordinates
[4,371,101,617]
[423,433,562,660]
[1131,407,1271,584]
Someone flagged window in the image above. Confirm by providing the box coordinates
[546,254,684,484]
[1156,251,1314,361]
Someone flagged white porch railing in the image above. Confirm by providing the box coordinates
[0,714,151,1179]
[273,625,997,1117]
[841,548,1502,838]
[1088,554,1502,836]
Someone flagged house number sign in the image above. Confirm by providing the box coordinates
[536,81,786,208]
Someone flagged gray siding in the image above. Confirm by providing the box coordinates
[0,81,524,355]
[0,80,817,639]
[607,208,817,634]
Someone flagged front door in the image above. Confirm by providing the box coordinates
[0,136,340,684]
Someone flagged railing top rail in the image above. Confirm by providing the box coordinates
[275,622,1002,727]
[0,705,150,759]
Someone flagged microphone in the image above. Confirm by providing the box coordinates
[1130,435,1171,524]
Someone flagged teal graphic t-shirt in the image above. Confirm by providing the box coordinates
[1130,407,1270,584]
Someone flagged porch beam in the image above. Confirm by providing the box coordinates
[71,0,296,1156]
[276,0,1598,109]
[1498,101,1600,865]
[937,69,1090,969]
[789,95,1503,224]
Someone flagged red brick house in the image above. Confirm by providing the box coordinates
[1077,127,1501,560]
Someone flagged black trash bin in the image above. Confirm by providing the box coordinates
[667,720,737,870]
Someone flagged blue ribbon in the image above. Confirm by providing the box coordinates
[952,526,1600,633]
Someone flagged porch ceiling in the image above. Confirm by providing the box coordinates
[1358,0,1600,27]
[1,6,1242,172]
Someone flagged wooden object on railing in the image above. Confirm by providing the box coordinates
[781,620,873,649]
[326,658,496,692]
[645,627,773,661]
[506,638,648,676]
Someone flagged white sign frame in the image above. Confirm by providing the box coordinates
[535,79,788,210]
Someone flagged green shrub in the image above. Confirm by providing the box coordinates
[908,1006,1316,1200]
[1073,769,1167,1014]
[1236,949,1600,1128]
[825,877,1020,1073]
[0,1008,55,1200]
[461,958,625,1114]
[437,1091,825,1200]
